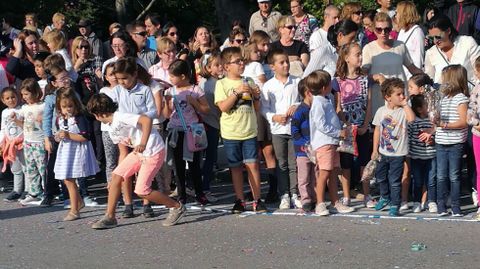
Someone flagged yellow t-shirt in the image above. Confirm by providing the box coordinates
[214,77,257,140]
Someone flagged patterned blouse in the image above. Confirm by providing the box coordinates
[293,14,319,48]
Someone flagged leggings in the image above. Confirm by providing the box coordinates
[472,134,480,203]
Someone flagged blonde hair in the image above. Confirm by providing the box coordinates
[71,36,92,63]
[199,51,221,79]
[276,16,296,30]
[374,12,392,27]
[396,1,420,29]
[52,12,65,24]
[156,36,175,54]
[43,29,67,51]
[340,2,362,21]
[243,42,259,64]
[25,13,38,26]
[441,65,469,97]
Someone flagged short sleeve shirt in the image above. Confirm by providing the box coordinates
[20,103,45,143]
[165,85,204,129]
[270,40,308,58]
[372,105,409,156]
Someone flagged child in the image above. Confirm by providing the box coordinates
[249,30,273,80]
[372,78,416,216]
[436,65,469,217]
[99,62,119,184]
[43,30,77,82]
[377,0,396,19]
[198,52,223,202]
[309,70,354,216]
[33,51,51,97]
[291,79,316,212]
[262,48,301,209]
[87,94,186,229]
[53,88,99,221]
[242,42,267,87]
[163,59,209,205]
[408,94,437,213]
[468,57,480,215]
[408,73,434,96]
[215,47,266,213]
[333,43,375,208]
[16,79,47,205]
[0,87,25,202]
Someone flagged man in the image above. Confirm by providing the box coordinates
[126,20,158,69]
[308,5,339,53]
[78,19,103,58]
[249,0,282,41]
[2,14,20,41]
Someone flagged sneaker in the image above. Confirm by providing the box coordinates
[437,202,448,216]
[253,199,267,213]
[3,191,21,202]
[205,191,218,203]
[122,204,134,218]
[340,197,351,206]
[143,204,154,218]
[375,197,390,211]
[451,207,463,217]
[400,202,409,211]
[232,199,246,214]
[279,194,290,209]
[332,202,355,214]
[265,191,279,203]
[428,202,438,213]
[162,203,187,227]
[196,194,209,206]
[315,202,330,216]
[389,205,400,216]
[291,194,302,209]
[40,195,54,207]
[19,195,41,205]
[185,187,195,197]
[472,189,478,207]
[364,195,377,208]
[63,199,71,209]
[91,215,118,229]
[302,202,315,213]
[412,202,422,213]
[83,196,98,207]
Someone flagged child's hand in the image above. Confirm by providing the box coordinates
[134,144,146,153]
[373,73,386,85]
[45,138,52,154]
[339,129,347,139]
[237,83,251,94]
[57,130,69,140]
[250,85,261,99]
[273,114,288,125]
[286,105,298,117]
[10,113,17,120]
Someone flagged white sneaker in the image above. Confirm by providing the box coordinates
[400,202,409,211]
[205,191,218,203]
[412,202,422,213]
[332,202,355,214]
[428,202,438,213]
[291,194,302,209]
[340,197,351,206]
[19,195,41,205]
[83,196,98,207]
[472,189,478,207]
[364,195,377,208]
[315,202,330,216]
[279,194,290,209]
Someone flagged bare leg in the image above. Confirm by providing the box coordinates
[245,162,262,200]
[340,169,351,200]
[316,169,330,203]
[106,174,123,218]
[401,160,410,203]
[231,167,245,200]
[141,190,180,208]
[64,179,80,214]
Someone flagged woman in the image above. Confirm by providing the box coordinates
[340,2,368,47]
[188,26,218,83]
[362,12,423,113]
[101,30,139,73]
[303,19,358,78]
[222,28,248,50]
[102,22,122,60]
[270,16,309,77]
[162,21,188,60]
[396,1,425,80]
[6,29,40,81]
[149,37,176,85]
[424,15,480,87]
[290,0,318,46]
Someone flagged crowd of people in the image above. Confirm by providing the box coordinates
[1,0,480,229]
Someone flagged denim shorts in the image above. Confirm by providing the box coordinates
[223,137,258,167]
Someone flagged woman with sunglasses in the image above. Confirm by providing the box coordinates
[162,22,188,60]
[270,16,309,77]
[223,28,248,50]
[424,15,480,86]
[72,37,103,102]
[340,2,369,48]
[289,0,318,47]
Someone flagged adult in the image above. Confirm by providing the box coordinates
[221,28,248,50]
[425,15,480,87]
[446,0,479,43]
[162,21,188,60]
[308,5,339,54]
[126,20,158,69]
[303,19,358,78]
[102,22,122,60]
[249,0,282,42]
[188,26,218,82]
[71,36,103,101]
[340,2,368,47]
[290,0,318,46]
[2,14,20,41]
[149,37,176,84]
[6,29,39,81]
[396,1,425,80]
[101,30,139,74]
[24,13,43,37]
[270,16,309,77]
[144,13,162,51]
[78,18,103,58]
[43,12,67,38]
[362,12,423,113]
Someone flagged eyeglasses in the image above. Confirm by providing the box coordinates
[284,25,296,30]
[77,44,89,50]
[227,58,245,65]
[111,44,126,49]
[169,32,178,37]
[353,10,363,15]
[375,27,392,34]
[234,39,246,44]
[133,31,147,37]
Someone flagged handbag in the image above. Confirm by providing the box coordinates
[172,86,208,152]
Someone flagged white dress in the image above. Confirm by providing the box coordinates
[54,115,99,180]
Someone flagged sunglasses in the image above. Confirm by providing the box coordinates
[353,10,363,15]
[77,44,89,50]
[234,39,246,44]
[133,31,147,37]
[261,17,268,28]
[169,32,178,37]
[427,33,445,42]
[375,27,392,34]
[227,58,245,65]
[284,25,296,30]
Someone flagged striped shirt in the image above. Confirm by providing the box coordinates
[408,117,436,159]
[435,93,469,145]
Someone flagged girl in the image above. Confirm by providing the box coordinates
[53,88,99,221]
[467,57,480,215]
[43,30,77,82]
[198,52,223,202]
[435,65,469,217]
[1,87,25,202]
[249,30,274,80]
[333,42,375,208]
[242,42,267,87]
[408,73,435,96]
[408,94,437,213]
[99,62,119,184]
[16,79,46,205]
[163,59,210,205]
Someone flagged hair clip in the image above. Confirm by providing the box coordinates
[202,53,211,66]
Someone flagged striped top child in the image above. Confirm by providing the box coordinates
[408,116,436,160]
[435,93,469,145]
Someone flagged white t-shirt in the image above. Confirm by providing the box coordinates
[108,111,164,156]
[397,25,424,80]
[242,62,265,87]
[0,107,22,142]
[373,105,409,157]
[99,86,117,132]
[20,103,45,143]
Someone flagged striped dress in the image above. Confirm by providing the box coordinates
[435,93,469,145]
[408,117,436,160]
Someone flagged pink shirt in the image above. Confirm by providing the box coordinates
[165,85,204,129]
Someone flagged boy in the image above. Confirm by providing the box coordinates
[372,78,415,216]
[308,70,354,216]
[214,47,267,213]
[87,94,186,229]
[262,48,301,209]
[33,51,51,97]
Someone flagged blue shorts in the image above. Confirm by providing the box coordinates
[223,137,258,167]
